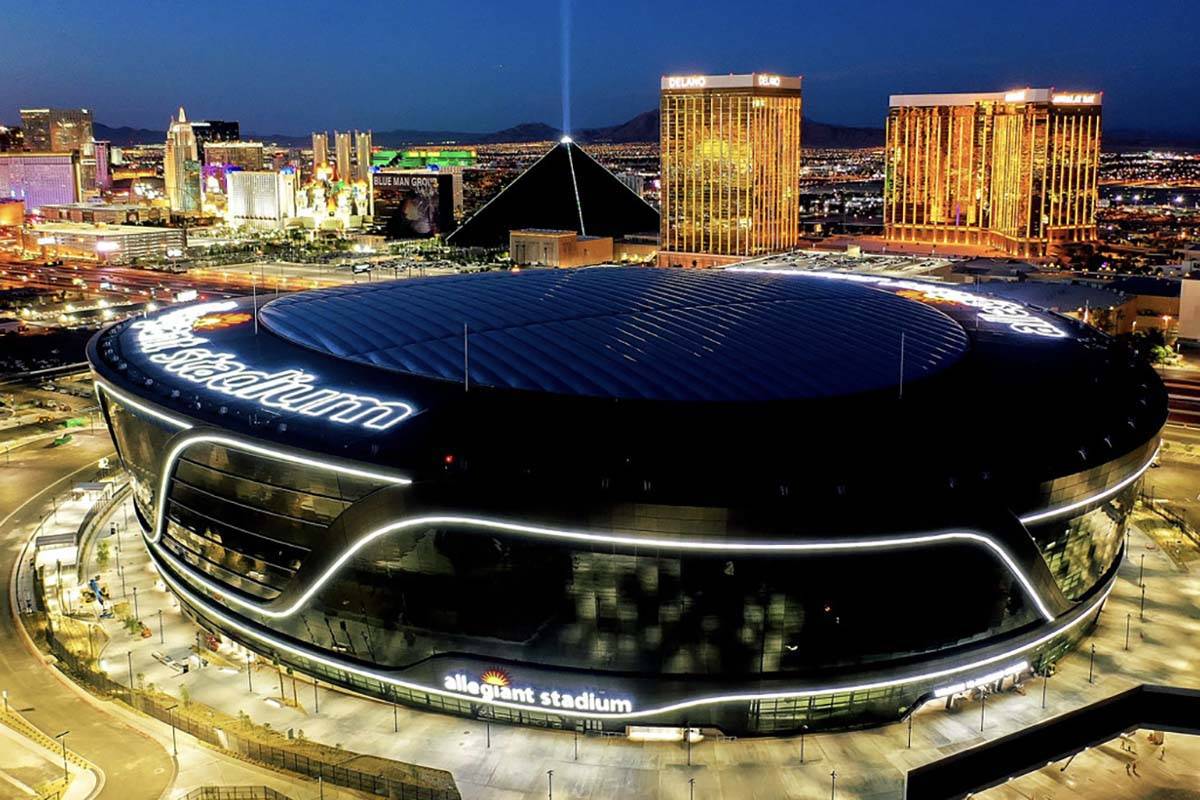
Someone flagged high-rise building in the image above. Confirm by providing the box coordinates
[884,88,1102,258]
[335,131,352,181]
[659,73,803,268]
[312,132,328,171]
[164,106,202,213]
[0,126,23,152]
[19,108,93,153]
[0,152,82,212]
[193,119,240,161]
[92,140,111,190]
[354,130,372,183]
[202,141,264,171]
[227,170,296,228]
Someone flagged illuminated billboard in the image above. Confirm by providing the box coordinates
[372,171,456,239]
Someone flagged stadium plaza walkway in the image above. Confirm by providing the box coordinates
[1,444,435,800]
[85,491,1200,800]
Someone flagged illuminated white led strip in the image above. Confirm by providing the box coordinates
[151,551,1116,721]
[99,375,1154,629]
[1017,443,1161,525]
[147,511,1056,621]
[94,381,412,540]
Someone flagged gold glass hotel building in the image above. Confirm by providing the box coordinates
[660,73,802,267]
[884,88,1101,258]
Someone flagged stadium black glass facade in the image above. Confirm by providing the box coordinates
[90,267,1166,735]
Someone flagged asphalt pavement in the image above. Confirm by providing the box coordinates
[0,434,174,800]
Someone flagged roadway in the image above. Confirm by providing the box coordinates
[0,433,174,800]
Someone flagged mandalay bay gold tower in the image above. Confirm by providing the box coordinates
[659,73,803,268]
[884,88,1101,258]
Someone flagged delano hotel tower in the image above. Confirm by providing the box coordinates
[659,73,802,268]
[884,88,1101,258]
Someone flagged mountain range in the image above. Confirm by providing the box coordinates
[93,111,884,149]
[92,112,1198,150]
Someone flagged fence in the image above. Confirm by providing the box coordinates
[42,630,459,800]
[184,787,293,800]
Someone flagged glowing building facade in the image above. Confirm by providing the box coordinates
[884,89,1102,258]
[164,106,201,213]
[19,108,93,153]
[659,73,803,268]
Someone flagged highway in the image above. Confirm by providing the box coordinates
[0,434,174,800]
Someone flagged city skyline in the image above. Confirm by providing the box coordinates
[1,0,1197,138]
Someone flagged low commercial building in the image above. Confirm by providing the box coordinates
[37,202,169,225]
[21,222,184,263]
[510,229,613,267]
[1179,278,1200,347]
[1104,276,1181,336]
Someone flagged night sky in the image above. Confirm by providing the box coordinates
[1,0,1195,136]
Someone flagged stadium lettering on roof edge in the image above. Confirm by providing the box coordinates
[130,302,415,431]
[731,268,1069,339]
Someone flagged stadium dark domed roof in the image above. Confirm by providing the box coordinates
[259,267,970,402]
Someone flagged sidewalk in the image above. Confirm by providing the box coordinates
[76,491,1200,800]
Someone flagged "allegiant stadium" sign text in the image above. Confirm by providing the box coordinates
[131,302,415,431]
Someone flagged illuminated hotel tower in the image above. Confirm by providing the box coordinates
[335,131,352,181]
[354,130,372,182]
[164,106,201,213]
[884,88,1101,258]
[659,73,802,268]
[312,132,329,173]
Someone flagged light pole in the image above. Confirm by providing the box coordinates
[132,586,139,621]
[688,777,695,800]
[1125,613,1132,651]
[127,651,135,692]
[158,609,164,644]
[485,719,490,748]
[313,678,319,714]
[547,769,553,800]
[800,724,807,763]
[247,654,253,692]
[830,769,837,800]
[1139,553,1145,586]
[166,704,178,756]
[54,731,69,782]
[1041,670,1048,709]
[906,714,913,749]
[979,691,986,732]
[1088,643,1096,684]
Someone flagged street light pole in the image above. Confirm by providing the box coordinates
[906,715,913,749]
[1041,670,1048,709]
[54,731,69,782]
[800,725,807,763]
[830,769,837,800]
[1125,613,1131,651]
[127,651,134,692]
[158,609,164,644]
[1139,554,1145,586]
[1088,644,1096,684]
[313,678,319,714]
[547,769,553,800]
[166,704,178,757]
[688,778,695,800]
[247,654,253,692]
[979,692,986,732]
